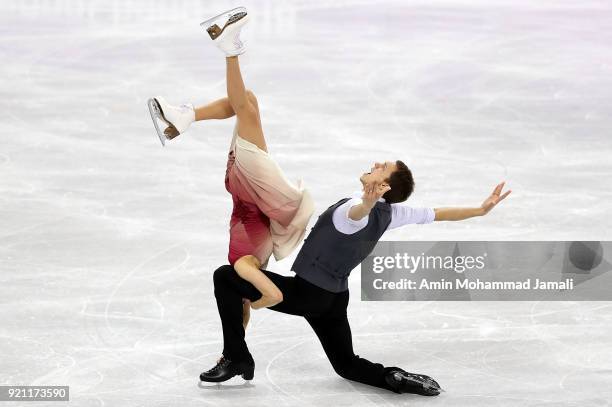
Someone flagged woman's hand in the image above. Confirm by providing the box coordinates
[250,292,283,309]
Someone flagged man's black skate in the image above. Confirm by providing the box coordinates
[384,367,442,396]
[199,357,255,382]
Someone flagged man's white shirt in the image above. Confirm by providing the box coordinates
[332,192,435,234]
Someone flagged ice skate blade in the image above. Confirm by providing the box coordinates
[147,97,169,147]
[200,7,248,40]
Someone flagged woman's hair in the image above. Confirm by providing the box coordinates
[382,160,414,203]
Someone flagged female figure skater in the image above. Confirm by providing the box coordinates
[147,7,314,327]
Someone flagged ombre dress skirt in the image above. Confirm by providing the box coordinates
[224,125,314,266]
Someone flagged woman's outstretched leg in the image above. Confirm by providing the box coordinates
[199,6,265,150]
[225,56,267,152]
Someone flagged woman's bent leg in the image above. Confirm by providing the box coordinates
[194,97,235,121]
[234,255,283,309]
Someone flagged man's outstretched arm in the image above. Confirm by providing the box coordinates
[434,182,511,221]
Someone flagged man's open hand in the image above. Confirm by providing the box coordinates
[481,182,511,215]
[362,182,391,209]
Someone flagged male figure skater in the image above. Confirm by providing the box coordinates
[196,8,511,396]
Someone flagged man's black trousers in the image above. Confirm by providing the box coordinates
[212,264,395,392]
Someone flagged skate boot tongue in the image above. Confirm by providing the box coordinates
[208,357,231,373]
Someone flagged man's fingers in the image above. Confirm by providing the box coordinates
[364,182,390,201]
[493,182,505,195]
[500,190,512,200]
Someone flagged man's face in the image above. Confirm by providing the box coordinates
[360,160,397,185]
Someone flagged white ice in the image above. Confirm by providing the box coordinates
[1,0,612,406]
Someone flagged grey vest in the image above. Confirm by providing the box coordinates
[292,198,392,292]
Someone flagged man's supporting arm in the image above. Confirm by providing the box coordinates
[348,182,391,221]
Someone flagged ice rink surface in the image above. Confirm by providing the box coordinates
[2,0,612,405]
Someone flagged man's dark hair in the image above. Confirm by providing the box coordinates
[382,160,414,203]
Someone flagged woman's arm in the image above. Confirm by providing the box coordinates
[234,255,283,309]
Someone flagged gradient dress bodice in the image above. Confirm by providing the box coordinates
[224,126,314,265]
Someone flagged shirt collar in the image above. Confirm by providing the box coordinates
[352,191,386,203]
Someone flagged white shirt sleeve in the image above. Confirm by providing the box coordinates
[332,196,369,234]
[332,193,435,234]
[388,204,436,229]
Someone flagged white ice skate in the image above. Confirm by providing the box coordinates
[200,7,250,57]
[147,97,195,146]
